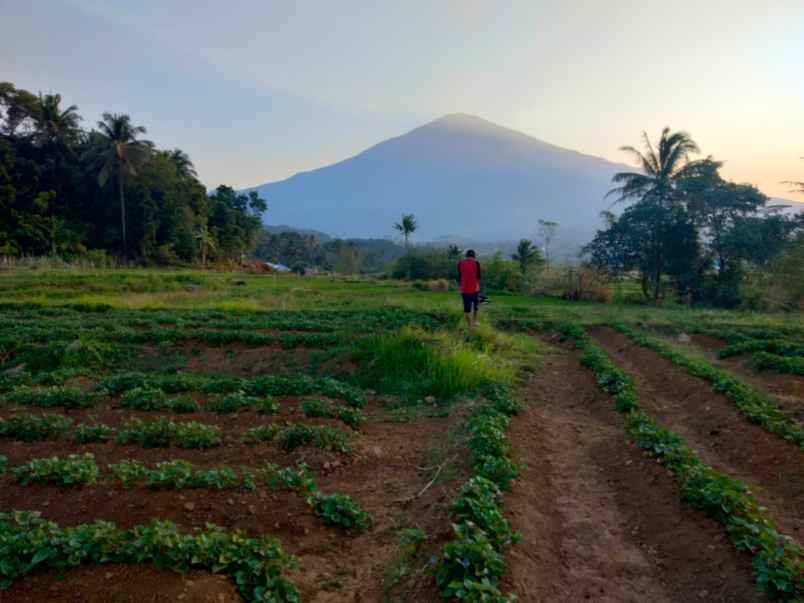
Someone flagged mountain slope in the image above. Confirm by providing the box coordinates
[249,115,639,248]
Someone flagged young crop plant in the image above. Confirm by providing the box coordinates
[206,391,278,414]
[5,385,92,409]
[0,512,301,601]
[751,352,804,376]
[74,422,115,443]
[117,418,222,449]
[243,424,281,445]
[561,321,804,601]
[145,460,240,490]
[107,459,150,488]
[0,412,72,442]
[259,462,316,495]
[118,387,169,411]
[299,398,366,429]
[11,453,99,487]
[307,492,369,530]
[276,424,350,453]
[0,455,6,476]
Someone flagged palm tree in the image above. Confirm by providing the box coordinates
[393,214,417,249]
[33,93,82,149]
[85,113,153,261]
[195,223,216,269]
[512,239,541,275]
[607,128,700,206]
[166,149,197,179]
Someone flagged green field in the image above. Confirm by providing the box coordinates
[0,268,802,602]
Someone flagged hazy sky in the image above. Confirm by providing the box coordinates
[3,0,803,202]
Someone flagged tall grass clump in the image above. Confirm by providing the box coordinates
[352,327,510,401]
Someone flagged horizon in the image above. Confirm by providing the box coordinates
[3,0,804,204]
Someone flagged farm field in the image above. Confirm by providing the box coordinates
[0,269,802,602]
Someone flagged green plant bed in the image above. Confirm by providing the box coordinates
[116,418,222,449]
[559,322,804,601]
[4,385,93,409]
[0,412,72,442]
[0,511,300,601]
[299,398,365,429]
[11,453,99,487]
[751,352,804,376]
[609,322,804,448]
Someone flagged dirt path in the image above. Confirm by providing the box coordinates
[592,327,804,541]
[500,346,763,603]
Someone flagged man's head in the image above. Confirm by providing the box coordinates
[465,249,476,258]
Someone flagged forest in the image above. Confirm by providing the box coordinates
[0,82,266,265]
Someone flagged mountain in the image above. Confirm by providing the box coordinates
[247,115,638,252]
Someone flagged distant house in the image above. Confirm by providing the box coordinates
[264,262,291,273]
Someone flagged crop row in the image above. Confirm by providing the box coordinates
[1,455,368,530]
[558,322,803,601]
[435,383,522,602]
[609,322,804,448]
[0,511,300,601]
[0,305,446,333]
[0,411,353,451]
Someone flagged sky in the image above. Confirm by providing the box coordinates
[3,0,803,202]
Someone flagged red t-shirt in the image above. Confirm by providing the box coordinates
[458,258,481,293]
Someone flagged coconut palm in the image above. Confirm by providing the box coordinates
[33,93,82,149]
[511,239,541,275]
[85,113,154,261]
[607,128,700,205]
[166,148,197,179]
[393,214,418,249]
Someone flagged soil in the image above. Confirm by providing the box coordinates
[0,393,470,602]
[592,327,804,540]
[688,333,804,423]
[499,346,763,603]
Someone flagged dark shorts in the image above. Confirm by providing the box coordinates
[462,292,479,313]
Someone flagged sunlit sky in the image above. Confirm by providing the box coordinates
[3,0,803,202]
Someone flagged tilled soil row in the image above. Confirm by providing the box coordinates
[687,333,804,423]
[1,402,468,602]
[500,346,763,603]
[592,327,804,541]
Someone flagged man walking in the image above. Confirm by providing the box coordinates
[457,249,481,328]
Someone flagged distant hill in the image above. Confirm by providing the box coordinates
[262,224,333,241]
[251,114,632,255]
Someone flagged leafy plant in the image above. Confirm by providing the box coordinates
[0,412,72,442]
[74,422,115,443]
[307,492,369,530]
[243,424,281,445]
[116,418,221,449]
[277,424,350,453]
[299,398,365,429]
[259,462,316,495]
[5,385,91,408]
[12,453,99,486]
[207,391,278,414]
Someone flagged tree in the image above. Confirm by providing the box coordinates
[33,94,82,150]
[446,244,462,261]
[84,113,154,261]
[511,239,542,275]
[165,149,197,179]
[195,223,216,269]
[393,214,417,249]
[608,128,701,207]
[536,220,558,265]
[599,128,703,301]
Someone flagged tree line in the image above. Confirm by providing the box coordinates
[0,82,266,264]
[586,128,804,307]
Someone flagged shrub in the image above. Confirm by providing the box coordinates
[12,453,99,487]
[0,412,72,442]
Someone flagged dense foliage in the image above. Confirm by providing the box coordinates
[0,82,266,264]
[586,130,804,306]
